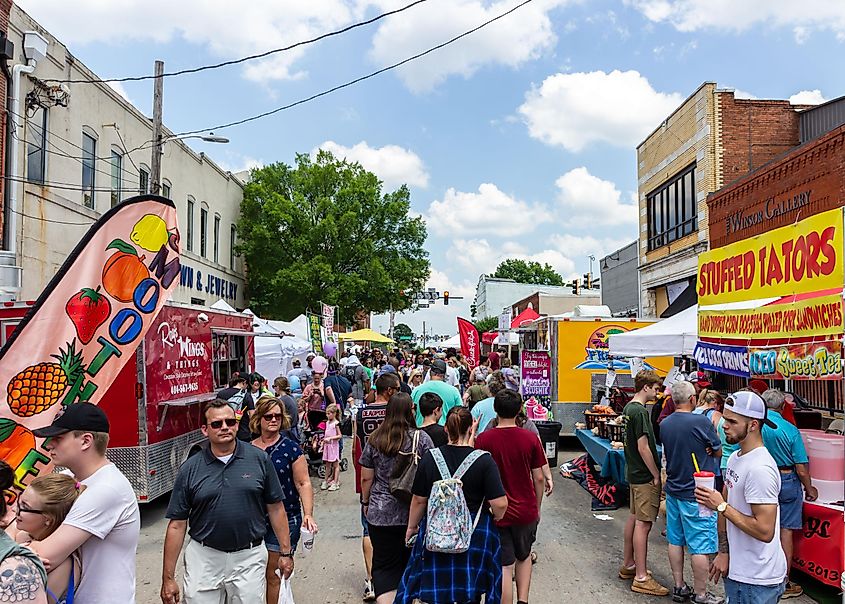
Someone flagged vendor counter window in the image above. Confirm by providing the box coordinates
[212,333,247,388]
[647,163,696,251]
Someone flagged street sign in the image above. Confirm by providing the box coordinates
[498,309,512,334]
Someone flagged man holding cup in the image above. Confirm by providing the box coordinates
[695,391,787,604]
[661,381,723,603]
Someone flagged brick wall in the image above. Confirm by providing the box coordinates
[0,0,12,247]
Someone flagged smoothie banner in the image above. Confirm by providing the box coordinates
[693,342,750,378]
[698,294,843,340]
[749,341,843,381]
[0,195,180,502]
[457,317,479,370]
[520,350,552,397]
[697,207,843,306]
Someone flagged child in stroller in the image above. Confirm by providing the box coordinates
[302,409,348,479]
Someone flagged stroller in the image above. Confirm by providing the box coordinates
[302,409,349,479]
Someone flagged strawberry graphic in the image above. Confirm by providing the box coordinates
[65,287,111,344]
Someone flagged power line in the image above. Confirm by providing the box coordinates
[51,0,432,84]
[175,0,536,137]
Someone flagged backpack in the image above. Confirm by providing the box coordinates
[225,389,247,413]
[424,448,486,554]
[343,364,359,386]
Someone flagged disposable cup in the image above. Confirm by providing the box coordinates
[694,471,715,517]
[300,526,315,554]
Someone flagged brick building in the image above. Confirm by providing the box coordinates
[636,82,809,317]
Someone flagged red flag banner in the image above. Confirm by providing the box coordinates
[457,317,480,370]
[0,195,180,501]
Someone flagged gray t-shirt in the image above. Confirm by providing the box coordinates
[359,429,434,526]
[350,365,369,400]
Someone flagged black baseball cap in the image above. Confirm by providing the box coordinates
[431,359,448,374]
[32,402,110,437]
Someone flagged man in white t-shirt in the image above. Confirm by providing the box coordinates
[695,391,787,604]
[32,402,140,604]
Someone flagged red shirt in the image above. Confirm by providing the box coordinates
[475,426,546,526]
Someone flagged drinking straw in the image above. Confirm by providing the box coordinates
[691,452,701,474]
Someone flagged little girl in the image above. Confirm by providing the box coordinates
[322,403,342,491]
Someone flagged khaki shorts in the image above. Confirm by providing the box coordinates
[630,482,661,522]
[183,539,268,604]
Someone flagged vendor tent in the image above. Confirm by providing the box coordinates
[210,299,237,313]
[338,328,394,344]
[608,305,698,357]
[511,307,540,329]
[244,310,314,380]
[441,334,461,348]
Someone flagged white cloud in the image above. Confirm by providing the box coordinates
[626,0,845,40]
[445,238,577,279]
[426,184,549,237]
[314,141,429,189]
[366,0,570,93]
[549,233,634,260]
[789,89,827,105]
[217,153,264,174]
[554,167,638,226]
[518,70,683,151]
[106,81,132,103]
[731,88,758,100]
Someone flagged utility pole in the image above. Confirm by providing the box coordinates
[150,60,164,194]
[388,307,395,342]
[422,320,426,348]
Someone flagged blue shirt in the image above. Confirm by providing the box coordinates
[660,410,722,500]
[287,373,302,393]
[412,380,462,426]
[762,409,808,467]
[471,397,498,436]
[267,436,304,514]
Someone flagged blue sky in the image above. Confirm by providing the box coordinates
[20,0,845,335]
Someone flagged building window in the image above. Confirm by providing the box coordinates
[161,180,171,199]
[647,164,696,251]
[139,166,149,195]
[230,225,237,270]
[26,104,47,184]
[81,132,96,209]
[213,214,220,263]
[110,150,122,207]
[186,198,194,252]
[200,206,208,257]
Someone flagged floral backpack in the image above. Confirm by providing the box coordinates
[424,448,487,554]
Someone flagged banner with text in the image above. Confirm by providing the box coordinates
[749,341,843,381]
[521,350,552,398]
[693,342,750,378]
[457,317,480,370]
[698,294,843,340]
[321,303,334,338]
[697,208,843,306]
[308,313,323,355]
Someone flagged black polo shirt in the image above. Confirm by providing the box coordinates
[166,440,285,551]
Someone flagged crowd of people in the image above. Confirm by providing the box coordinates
[619,369,819,604]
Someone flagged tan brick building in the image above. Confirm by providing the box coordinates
[636,82,807,317]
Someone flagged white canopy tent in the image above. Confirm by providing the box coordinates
[441,334,461,348]
[243,309,316,380]
[493,332,519,346]
[608,304,698,357]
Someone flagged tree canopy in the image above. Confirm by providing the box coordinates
[473,316,499,333]
[393,323,414,341]
[490,258,564,286]
[236,151,430,322]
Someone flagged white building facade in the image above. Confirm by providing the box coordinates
[474,276,593,319]
[8,5,247,308]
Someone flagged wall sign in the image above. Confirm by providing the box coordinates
[693,342,749,378]
[179,262,240,302]
[749,341,843,381]
[724,189,812,237]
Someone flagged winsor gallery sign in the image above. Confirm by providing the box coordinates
[725,189,812,236]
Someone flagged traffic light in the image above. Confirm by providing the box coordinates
[443,291,449,305]
[570,279,580,295]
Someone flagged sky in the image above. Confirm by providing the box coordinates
[19,0,845,338]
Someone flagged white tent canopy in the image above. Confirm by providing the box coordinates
[243,310,316,380]
[441,334,461,348]
[493,332,519,346]
[608,305,698,357]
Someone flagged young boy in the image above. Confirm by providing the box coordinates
[418,392,448,447]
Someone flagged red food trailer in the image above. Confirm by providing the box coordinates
[0,300,255,502]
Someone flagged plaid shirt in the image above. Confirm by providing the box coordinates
[395,512,502,604]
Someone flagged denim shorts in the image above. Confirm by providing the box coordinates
[265,508,302,552]
[778,471,803,530]
[665,494,717,555]
[723,577,785,604]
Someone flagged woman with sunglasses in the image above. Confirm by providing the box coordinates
[14,474,84,604]
[251,395,317,604]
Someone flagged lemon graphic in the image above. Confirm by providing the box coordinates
[131,214,169,251]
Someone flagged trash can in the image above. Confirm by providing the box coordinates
[534,420,562,467]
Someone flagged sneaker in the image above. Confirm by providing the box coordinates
[363,579,375,601]
[328,483,339,491]
[691,592,725,604]
[632,576,670,597]
[673,584,693,602]
[320,480,329,490]
[781,582,803,599]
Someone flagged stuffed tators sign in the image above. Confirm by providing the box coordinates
[749,341,843,381]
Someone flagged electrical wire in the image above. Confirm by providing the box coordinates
[51,0,432,84]
[174,0,536,137]
[9,204,95,226]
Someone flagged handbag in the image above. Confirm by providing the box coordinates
[389,430,421,504]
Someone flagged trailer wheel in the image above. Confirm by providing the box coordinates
[340,459,349,472]
[317,464,327,479]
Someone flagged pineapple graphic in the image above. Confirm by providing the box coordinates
[7,341,85,417]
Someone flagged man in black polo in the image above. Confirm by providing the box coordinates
[160,400,294,604]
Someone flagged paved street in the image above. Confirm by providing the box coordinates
[135,439,817,603]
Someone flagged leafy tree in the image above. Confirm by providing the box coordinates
[237,151,430,322]
[491,258,564,286]
[393,323,414,341]
[473,316,499,333]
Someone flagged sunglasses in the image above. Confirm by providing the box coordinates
[208,418,238,429]
[262,413,283,421]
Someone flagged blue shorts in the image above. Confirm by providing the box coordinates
[724,577,785,604]
[361,505,369,537]
[778,471,803,530]
[265,508,302,552]
[665,494,717,555]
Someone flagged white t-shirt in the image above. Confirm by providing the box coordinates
[423,366,460,387]
[724,446,787,585]
[63,463,140,603]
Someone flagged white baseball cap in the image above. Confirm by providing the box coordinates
[725,391,777,428]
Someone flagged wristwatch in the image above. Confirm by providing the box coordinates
[280,550,295,558]
[717,502,728,513]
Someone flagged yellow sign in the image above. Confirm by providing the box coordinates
[697,208,843,305]
[698,294,843,340]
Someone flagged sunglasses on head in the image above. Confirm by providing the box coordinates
[208,418,238,429]
[262,413,283,421]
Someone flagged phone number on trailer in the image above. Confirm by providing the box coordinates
[170,382,199,395]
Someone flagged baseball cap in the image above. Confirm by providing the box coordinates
[724,391,777,428]
[32,402,110,437]
[689,371,711,387]
[378,364,397,376]
[431,359,448,374]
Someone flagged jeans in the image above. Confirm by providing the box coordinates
[723,577,785,604]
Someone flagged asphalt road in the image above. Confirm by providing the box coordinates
[136,439,819,603]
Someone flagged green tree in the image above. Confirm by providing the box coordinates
[473,316,499,333]
[236,151,430,322]
[491,258,564,286]
[393,323,414,341]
